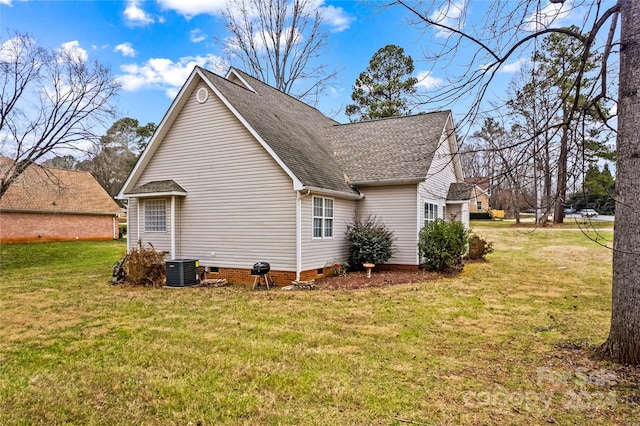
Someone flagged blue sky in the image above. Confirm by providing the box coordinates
[1,0,608,132]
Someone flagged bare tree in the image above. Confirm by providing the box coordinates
[393,0,640,365]
[0,33,119,199]
[222,0,336,105]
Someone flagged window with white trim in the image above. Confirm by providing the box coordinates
[313,197,333,238]
[425,202,438,225]
[477,201,483,210]
[145,199,167,232]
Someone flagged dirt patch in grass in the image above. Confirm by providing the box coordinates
[316,269,444,290]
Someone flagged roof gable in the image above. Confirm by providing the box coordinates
[119,66,460,198]
[0,160,121,214]
[199,68,355,194]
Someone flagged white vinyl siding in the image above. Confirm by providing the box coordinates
[301,196,354,271]
[144,199,167,232]
[355,184,419,265]
[312,196,333,238]
[130,81,297,271]
[419,126,460,228]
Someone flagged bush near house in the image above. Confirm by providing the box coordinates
[418,219,468,272]
[345,215,395,269]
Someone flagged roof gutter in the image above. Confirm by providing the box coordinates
[301,186,364,200]
[0,207,121,216]
[121,191,188,199]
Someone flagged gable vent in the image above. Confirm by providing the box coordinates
[196,87,209,104]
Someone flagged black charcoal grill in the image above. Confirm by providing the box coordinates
[251,261,273,289]
[251,262,270,275]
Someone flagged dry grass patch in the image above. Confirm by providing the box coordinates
[1,232,638,425]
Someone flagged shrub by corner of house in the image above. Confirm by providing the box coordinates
[345,215,395,270]
[419,219,468,273]
[118,241,168,287]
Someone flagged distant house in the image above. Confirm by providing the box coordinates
[0,159,121,243]
[465,177,491,213]
[118,67,472,284]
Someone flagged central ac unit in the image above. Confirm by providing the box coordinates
[165,259,198,287]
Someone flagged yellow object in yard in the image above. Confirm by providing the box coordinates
[491,209,505,219]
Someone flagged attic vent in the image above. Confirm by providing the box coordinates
[196,87,209,104]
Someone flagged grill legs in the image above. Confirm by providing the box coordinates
[252,273,273,290]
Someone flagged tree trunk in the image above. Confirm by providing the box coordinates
[554,106,569,224]
[598,0,640,365]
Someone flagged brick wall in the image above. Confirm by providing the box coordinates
[0,211,117,243]
[205,265,332,286]
[203,264,423,286]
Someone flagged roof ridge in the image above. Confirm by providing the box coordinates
[335,110,451,127]
[229,68,339,125]
[198,66,258,95]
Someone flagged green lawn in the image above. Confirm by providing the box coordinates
[0,231,637,425]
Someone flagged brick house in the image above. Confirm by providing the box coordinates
[0,159,121,243]
[464,177,491,213]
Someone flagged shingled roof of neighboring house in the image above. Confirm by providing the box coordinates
[464,177,490,192]
[327,112,451,184]
[0,159,121,215]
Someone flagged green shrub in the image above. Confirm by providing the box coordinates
[346,215,395,269]
[418,219,468,272]
[118,223,127,238]
[465,232,494,260]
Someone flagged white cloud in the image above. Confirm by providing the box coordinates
[157,0,227,17]
[499,58,530,73]
[115,42,136,57]
[190,29,207,43]
[117,55,228,97]
[124,1,155,25]
[59,41,88,63]
[0,0,13,6]
[0,36,32,62]
[416,70,443,90]
[318,4,354,32]
[429,0,466,38]
[158,0,353,32]
[523,0,574,31]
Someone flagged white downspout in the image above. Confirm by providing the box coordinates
[170,195,176,259]
[136,199,140,248]
[296,191,302,281]
[296,190,311,281]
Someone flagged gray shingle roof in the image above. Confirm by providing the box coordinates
[327,112,451,184]
[197,67,453,192]
[447,182,474,201]
[199,68,354,194]
[129,180,186,195]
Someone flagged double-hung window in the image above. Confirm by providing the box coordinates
[313,197,333,238]
[145,199,167,232]
[425,202,438,225]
